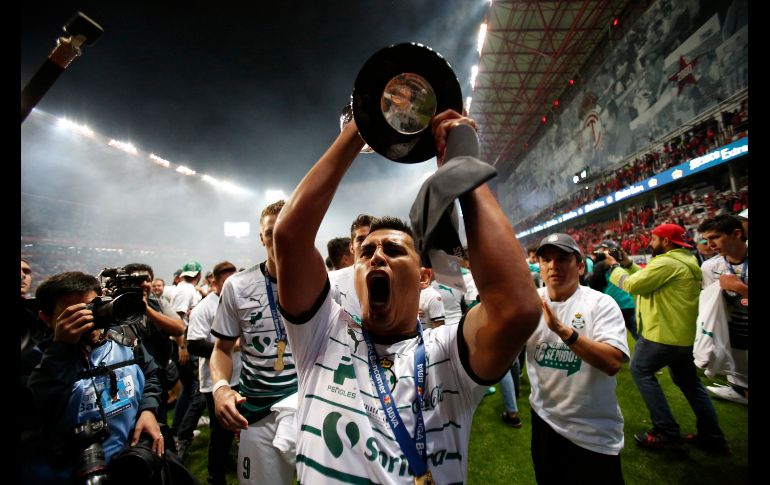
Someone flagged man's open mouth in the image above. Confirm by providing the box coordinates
[367,272,391,306]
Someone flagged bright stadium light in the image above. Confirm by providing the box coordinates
[176,165,196,176]
[57,118,94,137]
[108,139,138,155]
[465,96,473,113]
[202,174,221,186]
[219,180,250,195]
[470,65,479,89]
[477,23,487,55]
[265,189,286,201]
[149,153,171,167]
[224,221,250,238]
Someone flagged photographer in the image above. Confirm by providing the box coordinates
[123,263,186,425]
[588,240,638,340]
[24,271,163,483]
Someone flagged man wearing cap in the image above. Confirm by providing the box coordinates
[528,232,629,484]
[606,223,727,452]
[171,260,205,458]
[698,214,749,405]
[210,200,299,485]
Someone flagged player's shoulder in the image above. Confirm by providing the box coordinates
[700,255,723,272]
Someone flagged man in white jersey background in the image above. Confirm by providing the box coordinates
[418,270,445,329]
[327,237,354,271]
[329,214,374,324]
[210,200,298,485]
[698,214,749,404]
[526,233,629,484]
[273,109,541,484]
[186,260,240,485]
[171,260,207,458]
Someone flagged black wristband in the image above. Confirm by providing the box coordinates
[563,329,579,346]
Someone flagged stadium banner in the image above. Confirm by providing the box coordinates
[517,137,748,238]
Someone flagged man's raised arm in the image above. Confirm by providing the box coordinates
[432,110,542,382]
[274,122,365,316]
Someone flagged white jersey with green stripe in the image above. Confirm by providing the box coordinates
[283,286,486,485]
[211,262,298,424]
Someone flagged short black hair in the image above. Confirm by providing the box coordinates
[350,214,374,238]
[368,216,414,239]
[697,215,743,237]
[124,263,154,280]
[327,237,352,268]
[212,261,237,280]
[35,271,101,317]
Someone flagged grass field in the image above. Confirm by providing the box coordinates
[182,337,748,484]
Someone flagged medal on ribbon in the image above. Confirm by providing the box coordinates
[274,339,287,371]
[414,470,436,485]
[264,269,288,372]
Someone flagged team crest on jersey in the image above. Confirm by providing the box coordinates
[571,313,586,329]
[376,356,397,392]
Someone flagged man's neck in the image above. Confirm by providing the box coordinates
[366,323,419,344]
[547,282,579,302]
[266,258,277,280]
[725,244,748,265]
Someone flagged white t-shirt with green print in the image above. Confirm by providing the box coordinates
[527,285,629,455]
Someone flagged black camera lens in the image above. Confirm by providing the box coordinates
[112,292,146,322]
[76,442,108,480]
[87,292,146,329]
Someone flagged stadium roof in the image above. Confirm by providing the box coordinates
[473,0,638,176]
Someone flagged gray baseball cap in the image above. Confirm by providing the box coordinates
[536,233,582,257]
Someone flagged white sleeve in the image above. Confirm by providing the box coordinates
[700,258,721,288]
[281,283,338,372]
[188,296,214,342]
[591,294,631,361]
[171,287,190,315]
[329,271,343,306]
[428,294,446,322]
[441,325,487,412]
[211,278,241,338]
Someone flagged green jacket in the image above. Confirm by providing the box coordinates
[609,248,701,346]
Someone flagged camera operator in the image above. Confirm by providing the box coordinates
[123,263,186,425]
[24,271,163,483]
[588,240,638,339]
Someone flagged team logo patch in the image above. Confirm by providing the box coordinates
[571,313,586,329]
[547,234,559,242]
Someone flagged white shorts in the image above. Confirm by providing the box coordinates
[237,411,295,485]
